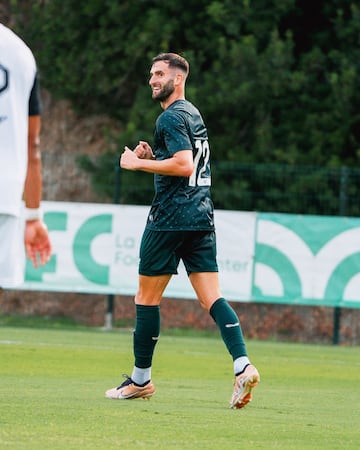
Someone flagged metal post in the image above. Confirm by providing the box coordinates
[105,163,121,330]
[105,294,114,330]
[333,166,348,344]
[339,166,348,217]
[332,307,341,345]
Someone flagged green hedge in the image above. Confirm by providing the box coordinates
[11,0,360,210]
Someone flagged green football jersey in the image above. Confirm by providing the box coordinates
[146,99,215,231]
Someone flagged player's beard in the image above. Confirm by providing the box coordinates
[152,79,175,102]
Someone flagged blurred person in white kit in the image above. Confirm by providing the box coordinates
[0,16,51,288]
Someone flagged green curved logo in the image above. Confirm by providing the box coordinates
[254,243,301,299]
[253,214,360,306]
[73,214,112,285]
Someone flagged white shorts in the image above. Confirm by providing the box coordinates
[0,214,25,287]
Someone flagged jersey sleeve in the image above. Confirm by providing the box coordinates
[161,111,192,155]
[28,72,42,116]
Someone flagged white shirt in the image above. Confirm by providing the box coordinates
[0,24,37,216]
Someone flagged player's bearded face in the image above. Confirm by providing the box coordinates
[152,78,175,102]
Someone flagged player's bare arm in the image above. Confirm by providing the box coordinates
[23,115,52,267]
[120,147,194,177]
[24,115,42,208]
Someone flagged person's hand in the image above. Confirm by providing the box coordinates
[120,146,141,170]
[24,220,52,268]
[134,141,154,160]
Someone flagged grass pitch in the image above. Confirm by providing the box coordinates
[0,322,359,449]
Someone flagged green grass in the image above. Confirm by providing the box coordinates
[0,323,359,449]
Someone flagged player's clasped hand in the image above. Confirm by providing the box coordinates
[120,141,154,170]
[120,147,140,170]
[135,141,154,159]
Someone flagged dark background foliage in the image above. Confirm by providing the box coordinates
[6,0,360,214]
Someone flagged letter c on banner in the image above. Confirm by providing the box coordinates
[73,214,112,285]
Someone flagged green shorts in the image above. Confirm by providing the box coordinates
[139,229,219,276]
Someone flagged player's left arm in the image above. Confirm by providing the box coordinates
[133,141,155,160]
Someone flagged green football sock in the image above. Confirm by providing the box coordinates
[209,297,247,360]
[133,304,160,369]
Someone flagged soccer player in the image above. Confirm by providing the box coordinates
[0,20,51,289]
[106,53,259,409]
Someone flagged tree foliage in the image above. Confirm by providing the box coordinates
[10,0,360,211]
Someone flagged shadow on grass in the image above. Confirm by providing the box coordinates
[0,314,220,338]
[0,314,86,330]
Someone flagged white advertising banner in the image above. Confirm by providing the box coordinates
[22,202,256,301]
[253,213,360,308]
[20,202,360,308]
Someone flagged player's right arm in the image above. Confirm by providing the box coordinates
[23,75,52,267]
[120,146,194,177]
[24,115,42,209]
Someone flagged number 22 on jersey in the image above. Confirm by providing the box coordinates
[188,139,211,187]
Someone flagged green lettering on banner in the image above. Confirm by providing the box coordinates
[73,214,112,285]
[25,211,66,281]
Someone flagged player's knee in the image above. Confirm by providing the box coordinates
[134,292,161,306]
